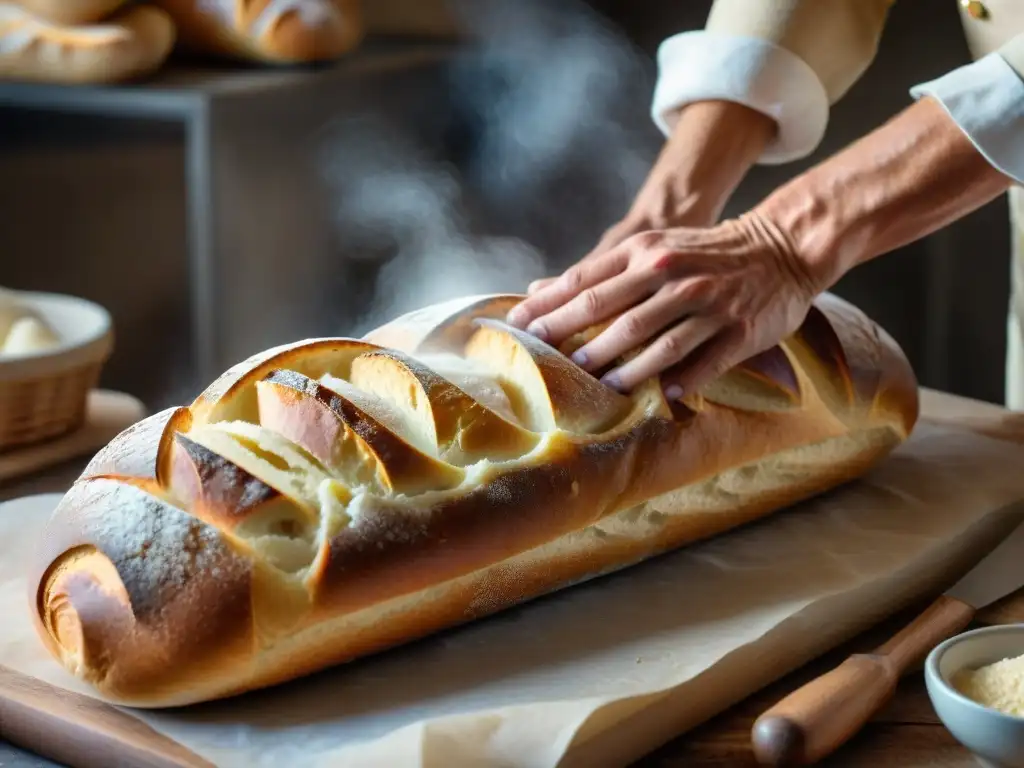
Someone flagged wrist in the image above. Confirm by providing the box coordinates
[630,100,777,228]
[751,98,1013,291]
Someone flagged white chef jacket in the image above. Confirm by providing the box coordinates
[649,1,1024,406]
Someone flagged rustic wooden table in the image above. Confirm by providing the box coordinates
[635,608,988,767]
[0,388,1015,767]
[634,387,1024,768]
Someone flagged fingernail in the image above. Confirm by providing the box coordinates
[506,308,527,327]
[664,385,684,400]
[571,348,589,367]
[526,321,549,342]
[601,372,625,392]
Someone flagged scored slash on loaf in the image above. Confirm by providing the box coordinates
[29,293,919,708]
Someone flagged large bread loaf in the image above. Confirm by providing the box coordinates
[30,293,918,707]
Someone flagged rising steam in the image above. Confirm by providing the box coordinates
[320,0,658,336]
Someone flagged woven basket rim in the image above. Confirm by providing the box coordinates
[0,290,113,384]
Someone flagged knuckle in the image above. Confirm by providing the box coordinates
[718,301,743,323]
[669,277,708,303]
[656,332,685,361]
[617,312,648,341]
[562,267,585,292]
[668,280,695,302]
[626,230,661,251]
[579,288,603,317]
[638,230,662,248]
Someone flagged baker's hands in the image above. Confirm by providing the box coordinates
[506,213,822,399]
[528,101,778,298]
[527,212,710,297]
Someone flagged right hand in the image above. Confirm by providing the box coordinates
[527,214,705,296]
[527,100,778,296]
[509,214,821,399]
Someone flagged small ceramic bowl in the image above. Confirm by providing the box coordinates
[925,624,1024,768]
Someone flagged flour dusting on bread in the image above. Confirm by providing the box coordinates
[29,292,918,707]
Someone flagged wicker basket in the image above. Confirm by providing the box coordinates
[0,291,113,453]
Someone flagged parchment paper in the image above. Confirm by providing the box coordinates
[4,421,1024,768]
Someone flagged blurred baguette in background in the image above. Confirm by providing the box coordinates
[0,0,365,84]
[151,0,364,64]
[0,3,175,84]
[14,0,127,26]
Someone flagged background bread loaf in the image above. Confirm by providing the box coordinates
[0,3,175,84]
[12,0,127,26]
[30,292,918,707]
[150,0,363,63]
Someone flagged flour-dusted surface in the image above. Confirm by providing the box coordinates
[69,479,228,597]
[5,421,1024,767]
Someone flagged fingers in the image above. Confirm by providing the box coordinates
[526,221,633,297]
[522,267,664,345]
[600,316,722,393]
[527,277,557,295]
[569,285,697,372]
[506,249,630,332]
[660,327,747,399]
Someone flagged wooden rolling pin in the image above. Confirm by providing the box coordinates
[0,664,211,768]
[751,511,1024,765]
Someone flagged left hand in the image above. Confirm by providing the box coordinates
[505,214,822,399]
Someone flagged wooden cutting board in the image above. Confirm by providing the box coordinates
[0,388,1020,768]
[977,591,1024,625]
[0,665,213,768]
[0,390,145,487]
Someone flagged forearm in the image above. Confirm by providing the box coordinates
[630,100,776,227]
[754,97,1014,291]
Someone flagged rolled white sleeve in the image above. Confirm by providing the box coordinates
[910,52,1024,185]
[651,31,830,165]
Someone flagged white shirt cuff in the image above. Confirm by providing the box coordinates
[651,31,830,165]
[910,53,1024,186]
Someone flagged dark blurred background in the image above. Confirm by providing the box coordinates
[0,0,1006,410]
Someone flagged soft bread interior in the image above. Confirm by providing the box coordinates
[701,346,802,413]
[320,372,433,455]
[255,377,391,492]
[347,354,440,455]
[179,422,353,574]
[415,352,522,425]
[348,351,540,465]
[463,322,630,434]
[260,372,466,496]
[185,421,338,513]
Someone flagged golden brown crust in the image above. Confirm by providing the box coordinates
[30,291,919,707]
[14,0,127,26]
[0,4,176,85]
[191,338,377,424]
[149,0,363,63]
[30,478,255,704]
[81,406,191,484]
[257,369,466,494]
